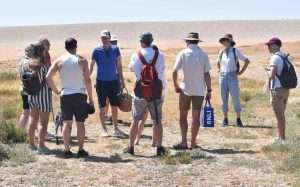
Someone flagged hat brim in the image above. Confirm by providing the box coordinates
[219,38,236,46]
[184,38,203,42]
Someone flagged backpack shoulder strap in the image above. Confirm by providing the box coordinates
[218,50,224,62]
[138,49,159,66]
[232,48,238,63]
[151,49,159,66]
[137,51,148,65]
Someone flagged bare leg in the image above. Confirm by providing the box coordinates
[28,107,39,147]
[179,110,189,147]
[191,109,201,148]
[99,108,107,130]
[38,111,50,148]
[135,111,148,145]
[18,109,30,129]
[63,121,72,151]
[104,99,110,118]
[274,111,286,140]
[153,123,163,147]
[111,106,118,129]
[129,120,139,147]
[76,122,85,151]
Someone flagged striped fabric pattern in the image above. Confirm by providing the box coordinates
[28,65,52,112]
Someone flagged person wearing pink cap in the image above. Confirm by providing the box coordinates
[265,37,295,142]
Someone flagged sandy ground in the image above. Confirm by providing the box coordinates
[0,21,300,187]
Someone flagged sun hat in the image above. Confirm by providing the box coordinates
[100,30,111,38]
[184,32,202,42]
[219,34,236,46]
[265,37,282,47]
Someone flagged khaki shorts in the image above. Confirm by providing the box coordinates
[179,93,204,111]
[270,88,289,117]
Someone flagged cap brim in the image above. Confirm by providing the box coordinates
[184,38,203,42]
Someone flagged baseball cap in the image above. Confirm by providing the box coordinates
[265,37,282,47]
[100,30,111,38]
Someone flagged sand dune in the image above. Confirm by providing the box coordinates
[0,20,300,61]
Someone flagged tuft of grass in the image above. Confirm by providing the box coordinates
[240,91,252,103]
[161,150,212,165]
[229,157,270,171]
[0,71,18,82]
[0,143,36,166]
[1,107,18,120]
[0,121,27,144]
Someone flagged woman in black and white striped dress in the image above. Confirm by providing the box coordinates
[22,43,52,154]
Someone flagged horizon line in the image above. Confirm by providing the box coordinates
[1,18,300,28]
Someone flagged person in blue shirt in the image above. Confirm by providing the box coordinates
[90,30,126,137]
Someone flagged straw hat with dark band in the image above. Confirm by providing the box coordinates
[219,34,236,46]
[184,32,203,42]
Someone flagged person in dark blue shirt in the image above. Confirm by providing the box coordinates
[90,30,126,138]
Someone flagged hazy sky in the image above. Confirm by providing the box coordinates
[1,0,300,26]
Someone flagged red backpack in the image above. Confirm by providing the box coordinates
[134,49,163,101]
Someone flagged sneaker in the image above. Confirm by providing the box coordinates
[123,146,134,155]
[273,138,286,145]
[113,128,126,138]
[157,146,167,156]
[100,128,109,137]
[29,145,38,151]
[38,146,52,155]
[77,149,89,158]
[236,118,244,128]
[64,150,73,159]
[173,143,188,150]
[222,118,229,127]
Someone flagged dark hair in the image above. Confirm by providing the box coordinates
[187,40,199,45]
[65,38,77,51]
[142,41,152,47]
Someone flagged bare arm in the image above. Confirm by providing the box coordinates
[268,65,277,80]
[238,58,250,75]
[80,58,94,105]
[46,59,61,95]
[172,70,182,94]
[117,56,125,89]
[204,72,212,99]
[89,59,96,76]
[217,61,221,72]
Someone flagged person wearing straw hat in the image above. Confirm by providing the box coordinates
[172,32,212,150]
[90,30,126,138]
[218,34,250,127]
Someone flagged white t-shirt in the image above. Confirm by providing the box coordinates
[218,47,248,73]
[173,44,211,96]
[269,51,286,89]
[129,47,167,96]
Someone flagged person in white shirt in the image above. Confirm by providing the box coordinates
[217,34,250,127]
[265,37,290,141]
[173,32,212,150]
[124,32,167,156]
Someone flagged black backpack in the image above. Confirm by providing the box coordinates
[219,48,240,72]
[22,70,44,95]
[276,54,298,89]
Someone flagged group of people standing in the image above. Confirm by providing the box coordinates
[17,29,295,157]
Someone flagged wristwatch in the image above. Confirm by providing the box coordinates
[207,89,212,92]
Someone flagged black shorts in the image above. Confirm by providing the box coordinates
[96,80,120,108]
[60,93,88,122]
[21,94,30,110]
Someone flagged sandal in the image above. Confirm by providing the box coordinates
[173,143,188,150]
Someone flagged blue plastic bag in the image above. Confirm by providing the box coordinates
[203,99,214,128]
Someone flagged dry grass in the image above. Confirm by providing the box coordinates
[0,42,300,186]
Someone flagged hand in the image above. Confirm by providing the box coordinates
[88,99,94,106]
[237,71,243,76]
[174,85,182,94]
[54,90,61,95]
[206,92,212,100]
